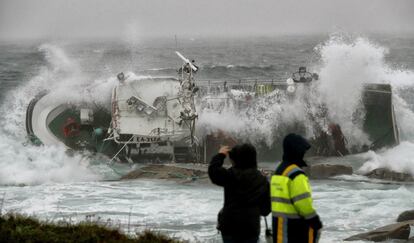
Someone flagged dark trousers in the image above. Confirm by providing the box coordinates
[272,216,320,243]
[222,234,259,243]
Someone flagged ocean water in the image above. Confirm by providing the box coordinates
[1,34,414,242]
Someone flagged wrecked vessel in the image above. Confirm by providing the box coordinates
[26,55,399,163]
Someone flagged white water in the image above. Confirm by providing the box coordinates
[1,177,414,242]
[0,44,117,185]
[197,89,309,146]
[1,36,414,242]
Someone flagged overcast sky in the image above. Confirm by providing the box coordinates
[0,0,413,40]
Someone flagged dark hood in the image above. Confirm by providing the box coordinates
[282,133,311,167]
[229,144,257,169]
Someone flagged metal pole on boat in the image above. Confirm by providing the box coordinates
[108,135,135,165]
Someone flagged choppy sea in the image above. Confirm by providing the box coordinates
[1,34,414,242]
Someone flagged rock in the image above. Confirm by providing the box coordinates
[345,220,414,242]
[307,164,353,179]
[121,164,208,182]
[397,210,414,222]
[364,168,414,182]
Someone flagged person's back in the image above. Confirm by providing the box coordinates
[208,144,271,243]
[271,133,323,243]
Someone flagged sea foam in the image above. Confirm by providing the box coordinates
[0,44,106,185]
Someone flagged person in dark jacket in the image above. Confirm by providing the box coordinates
[208,144,271,243]
[271,133,323,243]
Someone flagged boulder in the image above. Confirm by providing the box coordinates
[307,164,353,179]
[397,210,414,222]
[364,168,414,182]
[345,220,414,242]
[121,164,208,182]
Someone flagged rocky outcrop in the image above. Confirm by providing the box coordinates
[364,168,414,182]
[306,164,353,179]
[397,210,414,222]
[121,164,208,182]
[345,220,414,242]
[121,163,355,181]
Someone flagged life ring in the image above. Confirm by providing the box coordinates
[63,117,80,137]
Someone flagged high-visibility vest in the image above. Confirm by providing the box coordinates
[270,163,316,219]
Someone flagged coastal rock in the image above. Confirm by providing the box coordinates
[121,164,208,182]
[307,164,353,179]
[344,220,414,242]
[397,210,414,222]
[364,168,414,182]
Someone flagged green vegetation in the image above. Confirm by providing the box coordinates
[0,214,183,243]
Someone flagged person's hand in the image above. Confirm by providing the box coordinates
[219,146,231,156]
[308,215,323,231]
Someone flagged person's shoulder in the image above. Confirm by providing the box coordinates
[275,163,306,180]
[287,165,306,180]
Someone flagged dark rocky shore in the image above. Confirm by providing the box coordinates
[120,163,355,182]
[119,162,414,183]
[0,214,184,243]
[345,210,414,242]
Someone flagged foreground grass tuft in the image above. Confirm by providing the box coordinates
[0,214,183,243]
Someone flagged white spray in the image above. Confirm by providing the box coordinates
[198,34,414,177]
[0,44,116,185]
[198,35,383,147]
[314,35,414,174]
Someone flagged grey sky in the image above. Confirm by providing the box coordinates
[0,0,413,40]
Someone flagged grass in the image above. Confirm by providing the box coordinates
[0,214,184,243]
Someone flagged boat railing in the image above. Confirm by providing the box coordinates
[194,78,288,95]
[195,79,392,93]
[196,78,287,86]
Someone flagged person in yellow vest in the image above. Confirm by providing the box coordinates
[271,133,323,243]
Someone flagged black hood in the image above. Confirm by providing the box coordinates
[229,144,257,169]
[282,133,311,167]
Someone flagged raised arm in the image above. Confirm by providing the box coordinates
[208,153,231,187]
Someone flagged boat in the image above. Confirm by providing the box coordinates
[26,54,400,163]
[26,52,200,163]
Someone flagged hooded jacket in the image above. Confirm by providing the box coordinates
[271,134,323,243]
[208,145,271,239]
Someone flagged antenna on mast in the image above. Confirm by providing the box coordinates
[175,51,198,72]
